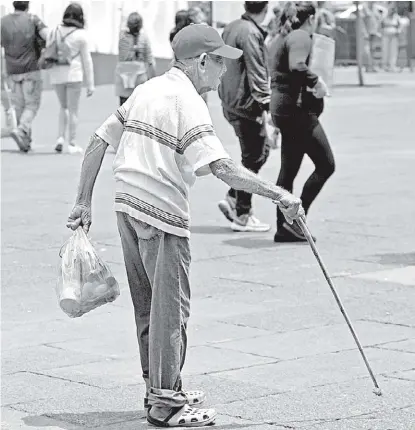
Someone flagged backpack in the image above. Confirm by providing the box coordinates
[38,26,78,70]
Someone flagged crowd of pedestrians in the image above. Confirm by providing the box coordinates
[1,1,94,153]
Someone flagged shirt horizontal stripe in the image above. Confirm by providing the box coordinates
[115,192,189,230]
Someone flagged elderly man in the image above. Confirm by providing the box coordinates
[67,24,303,427]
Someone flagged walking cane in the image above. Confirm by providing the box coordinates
[297,216,382,396]
[276,202,382,396]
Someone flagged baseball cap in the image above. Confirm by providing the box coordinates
[172,24,242,60]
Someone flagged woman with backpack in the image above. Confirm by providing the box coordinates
[115,12,156,106]
[47,2,94,154]
[270,2,335,243]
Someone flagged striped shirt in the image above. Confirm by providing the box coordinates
[95,67,230,238]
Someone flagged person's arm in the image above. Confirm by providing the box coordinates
[210,158,303,222]
[243,32,270,110]
[287,31,319,88]
[79,32,95,95]
[67,105,127,231]
[74,134,108,204]
[211,158,287,201]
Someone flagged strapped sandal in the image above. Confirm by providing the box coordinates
[147,404,217,428]
[144,389,206,409]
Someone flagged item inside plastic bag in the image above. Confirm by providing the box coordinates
[57,227,120,318]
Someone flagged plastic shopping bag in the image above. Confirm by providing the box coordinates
[57,228,120,318]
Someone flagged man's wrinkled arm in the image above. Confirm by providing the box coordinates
[75,134,108,205]
[210,158,288,201]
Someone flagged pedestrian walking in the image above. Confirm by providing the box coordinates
[115,12,156,107]
[67,24,304,427]
[218,1,272,232]
[1,1,47,152]
[46,3,94,154]
[270,2,335,242]
[381,2,402,72]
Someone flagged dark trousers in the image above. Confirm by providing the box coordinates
[273,111,335,229]
[227,116,270,216]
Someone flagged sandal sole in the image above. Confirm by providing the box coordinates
[147,413,216,428]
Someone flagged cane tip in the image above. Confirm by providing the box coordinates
[373,388,382,396]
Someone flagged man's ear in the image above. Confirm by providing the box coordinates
[199,53,207,67]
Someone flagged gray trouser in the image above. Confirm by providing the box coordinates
[116,212,191,409]
[9,71,42,138]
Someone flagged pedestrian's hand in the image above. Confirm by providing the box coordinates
[67,203,92,233]
[275,193,305,225]
[313,77,328,99]
[86,88,94,97]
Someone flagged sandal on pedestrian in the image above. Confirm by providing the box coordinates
[144,389,206,409]
[147,404,217,427]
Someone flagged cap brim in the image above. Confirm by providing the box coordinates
[210,44,242,60]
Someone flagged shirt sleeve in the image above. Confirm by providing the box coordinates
[287,31,319,88]
[178,96,230,177]
[95,101,130,150]
[242,32,270,108]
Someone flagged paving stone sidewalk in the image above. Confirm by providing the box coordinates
[2,68,415,429]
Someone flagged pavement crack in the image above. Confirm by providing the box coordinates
[358,318,415,328]
[202,360,281,376]
[22,370,101,388]
[215,277,282,289]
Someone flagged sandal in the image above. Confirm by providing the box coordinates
[144,389,206,409]
[147,405,217,428]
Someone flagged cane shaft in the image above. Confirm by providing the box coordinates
[297,217,381,390]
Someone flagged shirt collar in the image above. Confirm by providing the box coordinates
[168,67,199,95]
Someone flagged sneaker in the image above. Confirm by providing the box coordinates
[10,129,30,153]
[218,194,236,222]
[68,144,83,154]
[231,213,271,232]
[274,221,316,243]
[55,137,64,153]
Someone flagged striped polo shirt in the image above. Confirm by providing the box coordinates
[95,67,230,238]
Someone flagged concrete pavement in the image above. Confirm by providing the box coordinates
[1,68,415,429]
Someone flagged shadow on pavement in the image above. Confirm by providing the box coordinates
[191,225,232,235]
[22,410,146,429]
[22,412,258,429]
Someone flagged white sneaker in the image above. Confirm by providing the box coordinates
[68,144,83,154]
[218,195,237,222]
[231,214,271,232]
